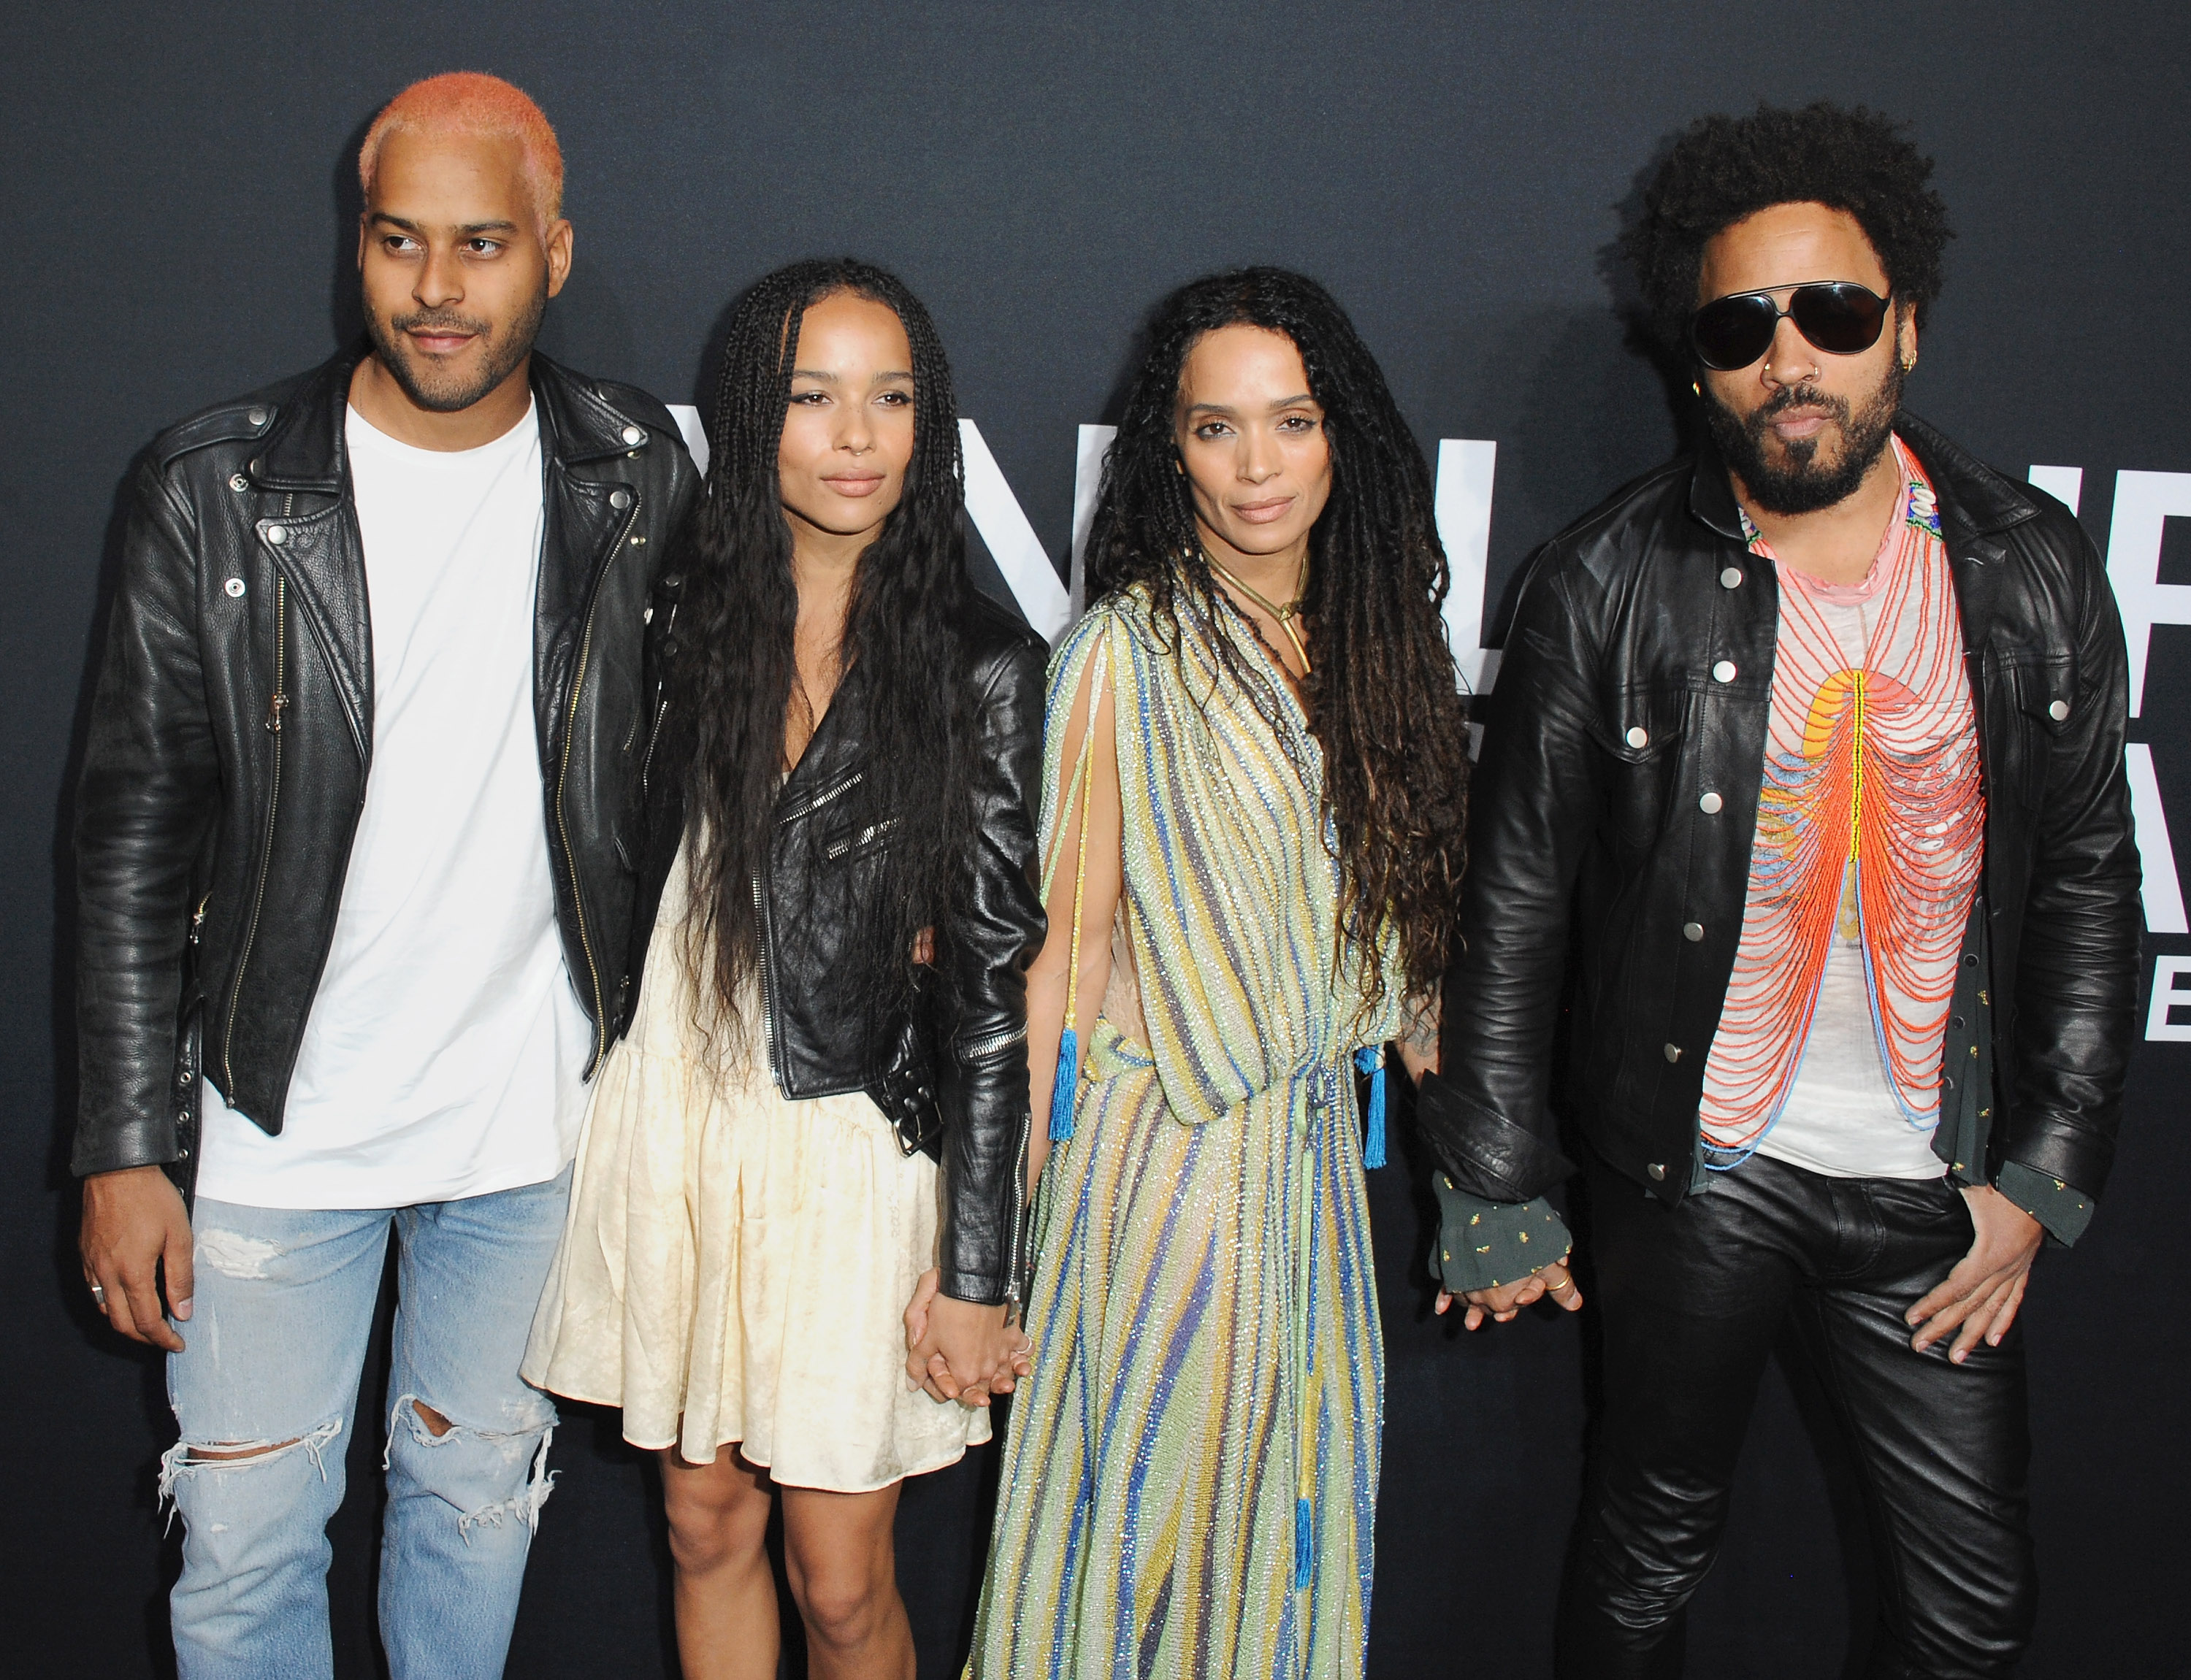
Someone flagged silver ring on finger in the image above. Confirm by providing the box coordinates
[90,1282,106,1305]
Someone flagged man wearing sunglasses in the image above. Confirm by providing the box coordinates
[1419,102,2140,1676]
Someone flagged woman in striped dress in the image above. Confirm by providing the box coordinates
[949,269,1474,1679]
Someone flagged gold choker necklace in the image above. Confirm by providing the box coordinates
[1205,556,1311,674]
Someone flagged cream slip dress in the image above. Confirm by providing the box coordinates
[522,839,988,1491]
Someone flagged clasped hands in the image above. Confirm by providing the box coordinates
[1434,1260,1585,1330]
[902,1267,1033,1408]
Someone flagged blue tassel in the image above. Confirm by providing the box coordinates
[1049,1028,1079,1141]
[1355,1046,1387,1168]
[1293,1496,1314,1590]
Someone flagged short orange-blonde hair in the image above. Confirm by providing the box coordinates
[358,72,564,229]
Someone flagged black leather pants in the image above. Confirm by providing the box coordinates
[1556,1151,2035,1679]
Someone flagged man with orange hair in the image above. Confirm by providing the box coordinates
[72,73,699,1677]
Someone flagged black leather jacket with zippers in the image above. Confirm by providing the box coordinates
[71,345,701,1196]
[627,583,1049,1308]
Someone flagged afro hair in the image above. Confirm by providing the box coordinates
[1624,101,1953,361]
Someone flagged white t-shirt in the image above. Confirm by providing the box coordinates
[196,399,592,1209]
[1759,860,1948,1180]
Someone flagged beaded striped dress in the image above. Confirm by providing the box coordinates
[966,587,1402,1680]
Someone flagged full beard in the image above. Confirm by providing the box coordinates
[364,280,548,415]
[1702,356,1904,516]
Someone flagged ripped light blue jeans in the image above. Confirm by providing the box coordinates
[161,1165,572,1680]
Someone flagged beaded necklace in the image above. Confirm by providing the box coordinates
[1699,442,1985,1162]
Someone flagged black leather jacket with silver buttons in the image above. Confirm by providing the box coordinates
[627,583,1048,1307]
[1420,414,2141,1224]
[71,346,701,1196]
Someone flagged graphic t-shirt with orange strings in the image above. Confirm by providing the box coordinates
[1699,437,1985,1179]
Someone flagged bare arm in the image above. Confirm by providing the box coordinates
[1022,643,1124,1192]
[904,634,1124,1401]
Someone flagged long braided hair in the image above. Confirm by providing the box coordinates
[1087,266,1470,1002]
[674,258,978,1038]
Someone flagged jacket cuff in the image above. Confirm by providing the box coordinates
[71,1118,180,1179]
[1414,1073,1575,1203]
[1427,1172,1572,1295]
[1995,1160,2095,1247]
[937,1267,1011,1308]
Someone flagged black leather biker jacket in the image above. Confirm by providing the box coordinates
[629,584,1048,1307]
[72,346,702,1194]
[1421,414,2142,1221]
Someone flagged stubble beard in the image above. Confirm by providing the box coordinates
[364,277,549,415]
[1702,354,1905,516]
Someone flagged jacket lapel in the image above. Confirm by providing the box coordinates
[252,350,372,761]
[532,356,646,756]
[1898,413,2043,889]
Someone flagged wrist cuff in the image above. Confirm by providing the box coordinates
[1428,1173,1572,1295]
[1995,1160,2094,1247]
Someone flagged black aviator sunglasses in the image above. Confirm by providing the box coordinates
[1690,280,1893,372]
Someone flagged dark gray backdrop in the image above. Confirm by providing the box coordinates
[5,4,2186,1675]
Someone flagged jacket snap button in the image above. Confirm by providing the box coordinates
[1647,1162,1667,1180]
[642,606,654,624]
[247,406,268,426]
[1663,1043,1682,1063]
[1624,726,1648,748]
[1943,1074,1956,1091]
[224,578,246,598]
[1712,661,1737,683]
[229,473,248,493]
[609,488,632,510]
[2048,699,2070,721]
[1719,567,1743,588]
[1699,791,1724,814]
[1682,921,1704,942]
[621,425,644,445]
[265,524,288,545]
[1951,1013,1965,1029]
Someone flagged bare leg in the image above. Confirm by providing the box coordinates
[659,1446,780,1680]
[781,1481,914,1680]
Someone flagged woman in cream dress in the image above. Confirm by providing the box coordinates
[526,259,1046,1680]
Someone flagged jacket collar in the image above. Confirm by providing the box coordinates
[251,342,650,491]
[1686,408,2041,556]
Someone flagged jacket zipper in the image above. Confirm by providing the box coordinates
[752,872,784,1084]
[557,486,644,1070]
[779,767,863,826]
[1006,1108,1031,1311]
[559,604,609,1067]
[822,816,900,862]
[638,600,678,800]
[638,695,670,799]
[752,766,863,1081]
[223,569,286,1090]
[960,1021,1028,1061]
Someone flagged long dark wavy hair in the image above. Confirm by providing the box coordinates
[674,258,978,1037]
[1086,266,1470,1002]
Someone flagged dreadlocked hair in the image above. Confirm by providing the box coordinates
[674,257,979,1044]
[1085,266,1470,1005]
[1626,101,1953,359]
